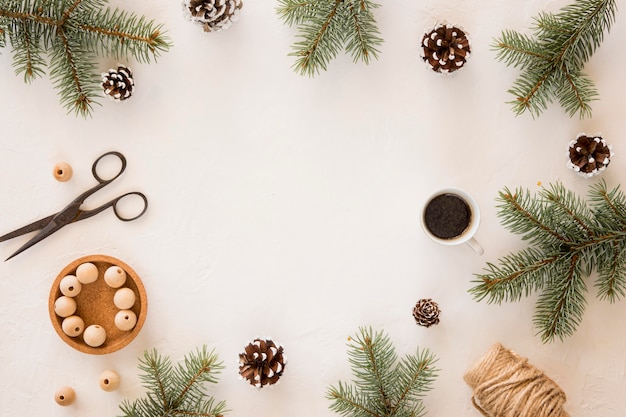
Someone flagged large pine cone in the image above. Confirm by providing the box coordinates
[567,134,613,178]
[101,66,134,101]
[239,338,286,388]
[413,299,441,327]
[184,0,242,32]
[421,24,470,73]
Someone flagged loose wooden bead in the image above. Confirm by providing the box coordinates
[99,370,121,392]
[83,324,107,347]
[59,275,82,297]
[61,315,85,337]
[113,287,136,309]
[104,265,127,288]
[54,386,76,406]
[114,309,137,331]
[54,296,77,318]
[76,262,99,284]
[53,162,73,182]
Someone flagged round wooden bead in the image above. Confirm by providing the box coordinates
[114,309,137,331]
[53,162,73,182]
[104,265,127,288]
[83,324,107,347]
[54,386,76,406]
[76,262,99,284]
[59,275,82,297]
[61,315,85,337]
[99,370,121,392]
[113,287,136,309]
[54,296,77,318]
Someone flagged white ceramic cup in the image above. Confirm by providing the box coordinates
[420,188,484,255]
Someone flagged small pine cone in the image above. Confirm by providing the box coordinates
[421,23,470,74]
[101,66,134,101]
[567,134,613,178]
[184,0,242,32]
[239,338,286,388]
[413,299,440,327]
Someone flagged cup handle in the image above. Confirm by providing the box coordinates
[466,237,484,256]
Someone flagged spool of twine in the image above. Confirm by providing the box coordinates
[463,343,570,417]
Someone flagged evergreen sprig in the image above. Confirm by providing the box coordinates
[276,0,383,77]
[470,180,626,343]
[119,346,228,417]
[327,327,438,417]
[0,0,171,117]
[493,0,617,118]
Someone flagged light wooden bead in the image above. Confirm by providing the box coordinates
[114,287,136,309]
[54,386,76,406]
[53,162,73,182]
[54,296,77,317]
[99,370,121,392]
[76,262,99,284]
[104,265,127,288]
[61,315,85,337]
[83,324,107,347]
[114,309,137,331]
[59,275,82,297]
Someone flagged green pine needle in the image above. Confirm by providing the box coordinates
[119,346,228,417]
[493,0,617,118]
[277,0,383,77]
[471,180,626,343]
[327,327,438,417]
[0,0,171,117]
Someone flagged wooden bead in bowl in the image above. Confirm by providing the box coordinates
[76,262,99,284]
[53,162,73,182]
[99,370,121,391]
[113,287,136,309]
[54,386,76,406]
[115,309,137,331]
[61,315,85,337]
[104,265,127,288]
[83,324,107,347]
[54,296,77,317]
[59,275,82,297]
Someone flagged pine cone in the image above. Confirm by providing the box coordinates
[101,66,134,101]
[413,299,440,327]
[239,338,286,388]
[184,0,242,32]
[421,24,470,74]
[567,134,613,178]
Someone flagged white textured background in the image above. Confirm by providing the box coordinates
[1,1,626,416]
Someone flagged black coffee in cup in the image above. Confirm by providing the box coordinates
[423,193,471,239]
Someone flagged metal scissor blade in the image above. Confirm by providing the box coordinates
[5,219,64,261]
[0,214,56,243]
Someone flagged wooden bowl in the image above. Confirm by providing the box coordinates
[48,254,147,354]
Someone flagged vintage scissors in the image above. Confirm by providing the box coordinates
[0,151,148,261]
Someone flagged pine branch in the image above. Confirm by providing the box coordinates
[120,346,227,417]
[327,327,438,417]
[276,0,383,76]
[0,0,171,117]
[471,180,626,342]
[493,0,617,118]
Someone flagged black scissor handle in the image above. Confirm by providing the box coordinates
[111,192,148,222]
[92,151,127,184]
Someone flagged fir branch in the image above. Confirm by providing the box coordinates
[276,0,383,76]
[0,0,171,117]
[327,327,438,417]
[120,346,227,417]
[493,0,617,118]
[471,180,626,342]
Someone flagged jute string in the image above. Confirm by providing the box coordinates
[463,343,570,417]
